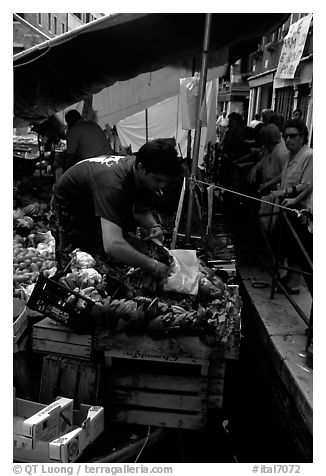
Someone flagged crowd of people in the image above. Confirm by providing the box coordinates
[214,108,313,295]
[31,106,312,296]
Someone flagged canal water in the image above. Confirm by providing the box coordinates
[137,292,312,463]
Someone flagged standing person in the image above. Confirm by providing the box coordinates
[292,109,303,120]
[249,124,289,193]
[51,139,182,278]
[247,124,289,235]
[249,113,262,129]
[260,119,313,293]
[53,110,114,181]
[216,111,229,142]
[220,112,251,189]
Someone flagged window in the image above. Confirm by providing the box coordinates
[85,13,95,23]
[297,83,311,122]
[61,23,65,34]
[274,87,295,120]
[38,13,42,25]
[54,16,57,34]
[48,13,51,31]
[73,13,82,20]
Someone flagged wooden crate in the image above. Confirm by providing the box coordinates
[39,355,102,408]
[98,331,239,362]
[104,334,226,431]
[32,317,93,360]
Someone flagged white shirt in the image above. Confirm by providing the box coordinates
[249,119,262,128]
[216,115,229,127]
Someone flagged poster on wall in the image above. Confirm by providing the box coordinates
[275,14,312,80]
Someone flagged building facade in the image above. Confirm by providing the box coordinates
[217,13,313,144]
[13,13,104,54]
[247,13,313,141]
[217,58,251,118]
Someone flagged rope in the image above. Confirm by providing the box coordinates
[13,46,51,68]
[134,425,151,463]
[192,178,304,217]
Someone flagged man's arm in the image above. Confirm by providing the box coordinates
[282,183,313,208]
[258,172,282,194]
[133,209,164,242]
[100,218,168,277]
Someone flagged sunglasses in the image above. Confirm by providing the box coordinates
[283,133,300,140]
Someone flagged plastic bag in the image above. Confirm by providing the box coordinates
[163,249,200,295]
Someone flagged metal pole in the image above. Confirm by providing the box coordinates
[185,13,212,240]
[145,109,149,142]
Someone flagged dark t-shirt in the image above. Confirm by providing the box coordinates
[55,155,153,235]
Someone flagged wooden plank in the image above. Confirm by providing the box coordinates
[207,394,223,409]
[33,318,92,346]
[14,352,35,401]
[207,378,224,395]
[209,360,226,377]
[39,356,62,403]
[112,389,204,411]
[101,334,219,361]
[112,408,206,430]
[32,338,91,359]
[105,350,207,366]
[57,359,79,402]
[77,362,101,406]
[112,372,204,393]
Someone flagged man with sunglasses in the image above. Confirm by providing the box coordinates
[258,119,312,293]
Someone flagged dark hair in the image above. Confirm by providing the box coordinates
[292,109,303,118]
[228,112,243,125]
[283,118,309,144]
[268,112,285,131]
[261,109,274,124]
[65,110,81,127]
[259,123,281,145]
[254,113,261,120]
[135,139,182,177]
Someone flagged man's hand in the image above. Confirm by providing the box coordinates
[143,225,164,243]
[258,183,267,195]
[147,259,171,282]
[282,197,297,208]
[247,167,257,184]
[271,190,285,198]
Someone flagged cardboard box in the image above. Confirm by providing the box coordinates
[48,405,104,462]
[13,400,104,463]
[13,395,74,447]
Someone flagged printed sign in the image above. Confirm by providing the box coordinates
[275,14,312,79]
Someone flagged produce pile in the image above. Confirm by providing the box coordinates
[43,240,242,349]
[12,200,241,349]
[13,202,56,298]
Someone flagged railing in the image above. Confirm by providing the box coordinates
[258,205,313,352]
